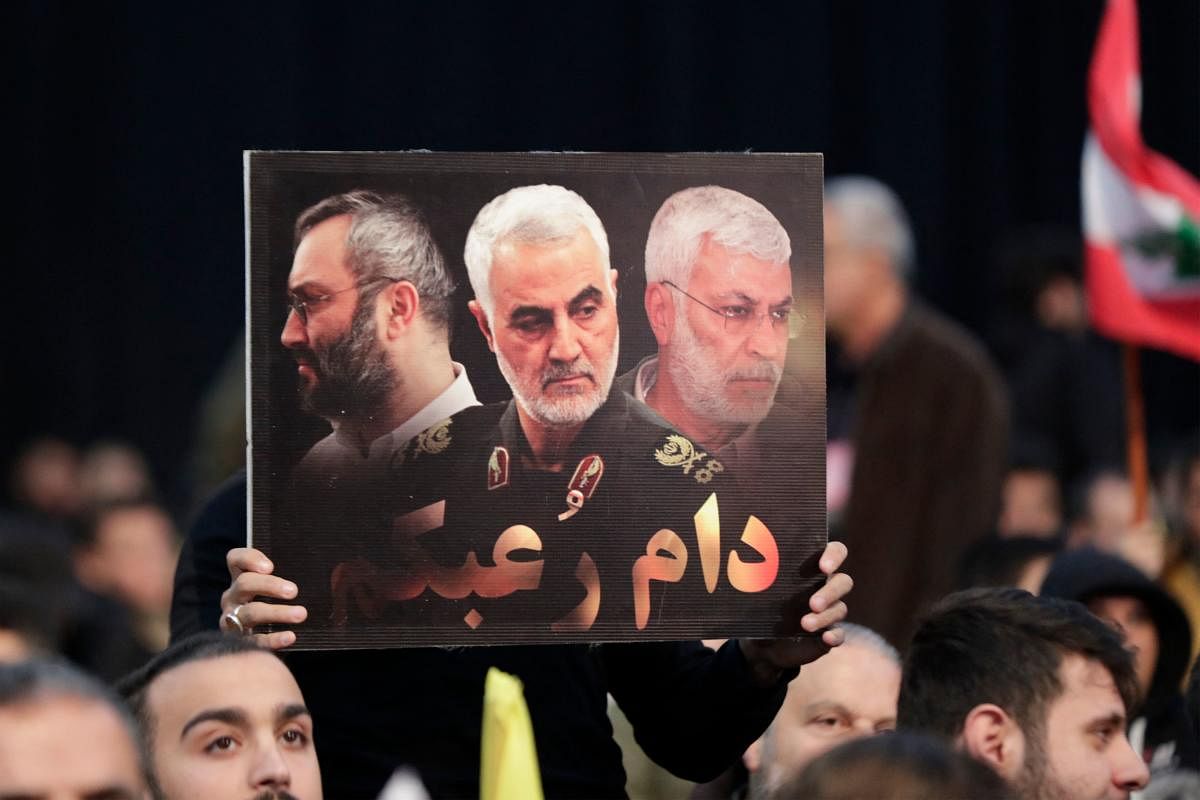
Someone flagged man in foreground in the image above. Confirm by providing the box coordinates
[119,632,323,800]
[0,659,146,799]
[898,587,1149,799]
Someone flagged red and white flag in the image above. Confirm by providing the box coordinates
[1082,0,1200,361]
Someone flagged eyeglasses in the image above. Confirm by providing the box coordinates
[286,277,397,325]
[662,280,803,340]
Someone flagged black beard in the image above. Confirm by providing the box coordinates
[300,297,398,422]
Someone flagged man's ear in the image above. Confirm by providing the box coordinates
[644,281,675,348]
[960,703,1026,781]
[742,736,764,773]
[382,280,420,339]
[468,299,496,353]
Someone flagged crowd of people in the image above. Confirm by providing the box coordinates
[2,174,1198,800]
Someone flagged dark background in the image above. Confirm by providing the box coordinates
[10,1,1199,514]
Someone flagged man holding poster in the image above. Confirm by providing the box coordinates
[189,154,849,796]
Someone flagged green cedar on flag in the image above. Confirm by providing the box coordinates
[1082,0,1200,361]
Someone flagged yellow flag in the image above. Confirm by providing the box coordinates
[480,667,544,800]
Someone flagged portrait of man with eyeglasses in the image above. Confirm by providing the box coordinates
[619,186,803,466]
[279,190,479,480]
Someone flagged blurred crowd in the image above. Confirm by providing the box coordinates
[1,174,1198,800]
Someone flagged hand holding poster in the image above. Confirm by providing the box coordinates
[246,152,826,648]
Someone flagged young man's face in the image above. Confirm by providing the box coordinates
[0,695,145,800]
[667,238,792,426]
[1015,654,1147,800]
[145,651,322,800]
[473,227,619,429]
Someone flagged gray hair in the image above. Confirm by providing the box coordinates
[840,622,901,665]
[0,658,141,754]
[294,190,456,331]
[463,184,611,320]
[824,176,915,278]
[644,185,791,287]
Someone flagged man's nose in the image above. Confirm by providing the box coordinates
[547,318,583,363]
[744,313,783,360]
[281,307,307,349]
[250,743,292,791]
[1112,735,1150,792]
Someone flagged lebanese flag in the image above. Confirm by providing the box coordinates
[1082,0,1200,361]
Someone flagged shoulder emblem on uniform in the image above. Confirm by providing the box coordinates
[654,434,725,484]
[414,418,453,458]
[487,446,510,490]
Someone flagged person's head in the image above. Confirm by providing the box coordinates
[822,176,913,338]
[9,436,82,519]
[73,499,178,617]
[78,440,155,507]
[898,588,1148,800]
[783,731,1015,800]
[958,535,1062,594]
[1040,547,1192,709]
[643,186,794,434]
[0,659,146,799]
[119,632,322,800]
[464,185,619,430]
[746,624,901,799]
[999,466,1064,539]
[281,190,455,424]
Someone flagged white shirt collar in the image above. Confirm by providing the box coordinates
[633,355,659,403]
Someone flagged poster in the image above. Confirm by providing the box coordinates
[246,152,825,648]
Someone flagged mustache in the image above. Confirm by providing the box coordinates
[251,792,299,800]
[726,360,782,384]
[541,359,596,389]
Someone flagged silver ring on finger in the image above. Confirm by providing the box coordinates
[223,604,250,636]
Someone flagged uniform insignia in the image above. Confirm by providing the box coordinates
[414,418,452,457]
[654,434,724,483]
[559,454,604,521]
[487,446,510,491]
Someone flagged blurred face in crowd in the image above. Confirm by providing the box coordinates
[77,504,178,616]
[665,238,791,427]
[999,468,1063,538]
[470,227,619,429]
[748,640,900,796]
[280,214,395,422]
[823,207,880,338]
[13,437,82,519]
[0,694,145,799]
[1010,654,1147,800]
[144,651,322,800]
[1087,595,1159,699]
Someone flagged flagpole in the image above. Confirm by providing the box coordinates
[1122,343,1150,522]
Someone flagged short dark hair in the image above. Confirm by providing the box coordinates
[116,633,277,800]
[897,588,1138,742]
[118,631,269,724]
[783,731,1014,800]
[294,190,456,332]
